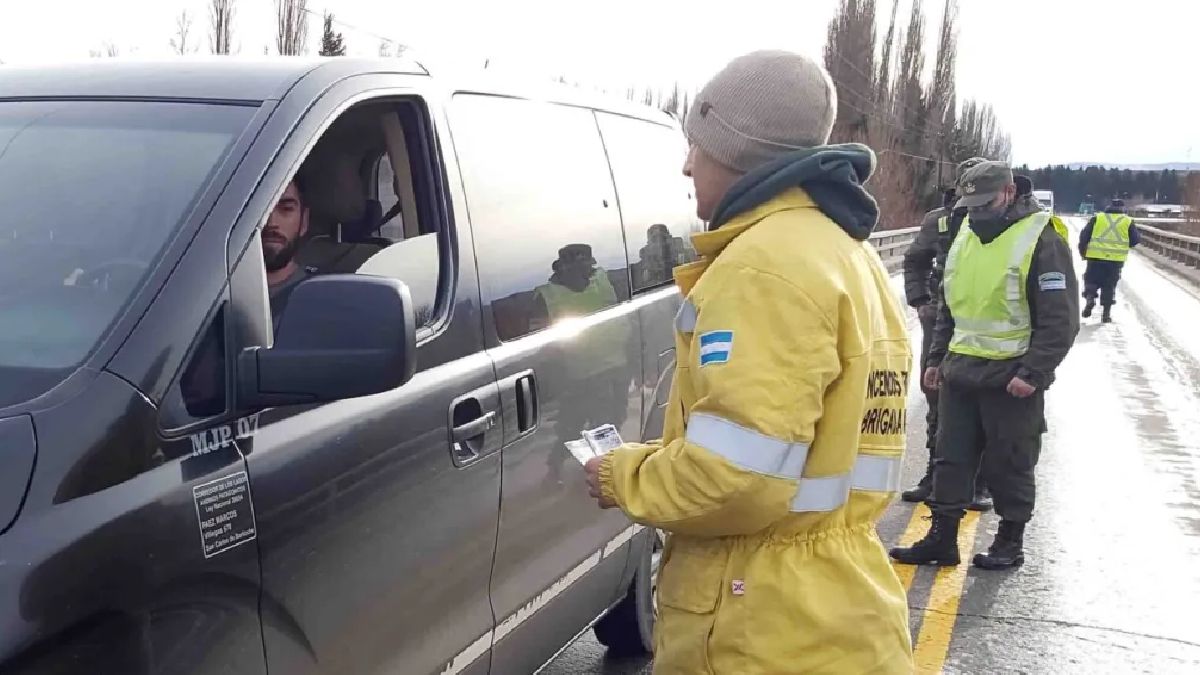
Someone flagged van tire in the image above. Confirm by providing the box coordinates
[594,529,661,656]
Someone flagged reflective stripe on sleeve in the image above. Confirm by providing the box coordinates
[684,413,809,479]
[675,298,698,333]
[789,453,903,512]
[852,454,904,493]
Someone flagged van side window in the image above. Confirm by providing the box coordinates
[451,95,629,341]
[296,99,446,328]
[163,97,451,433]
[595,113,700,292]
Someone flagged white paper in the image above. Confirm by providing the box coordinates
[565,439,596,465]
[583,424,623,456]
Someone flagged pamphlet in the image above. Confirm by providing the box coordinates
[565,424,625,465]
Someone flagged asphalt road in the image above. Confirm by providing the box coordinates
[543,219,1200,674]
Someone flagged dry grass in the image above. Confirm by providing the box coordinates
[1183,173,1200,236]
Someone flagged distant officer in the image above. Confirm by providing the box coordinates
[890,161,1079,570]
[901,157,991,510]
[1078,198,1140,323]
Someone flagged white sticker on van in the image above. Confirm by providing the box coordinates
[188,413,261,457]
[192,471,257,559]
[440,523,647,675]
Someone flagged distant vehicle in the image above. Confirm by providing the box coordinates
[1032,189,1055,212]
[1079,202,1096,215]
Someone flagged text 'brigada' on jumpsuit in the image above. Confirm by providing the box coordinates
[599,189,914,674]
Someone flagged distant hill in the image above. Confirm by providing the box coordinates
[1055,162,1200,171]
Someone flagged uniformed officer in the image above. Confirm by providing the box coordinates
[890,161,1079,570]
[901,157,991,509]
[1078,198,1140,323]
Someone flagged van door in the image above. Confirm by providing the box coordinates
[233,88,500,675]
[448,94,643,673]
[594,111,702,441]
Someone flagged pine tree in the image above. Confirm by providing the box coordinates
[319,13,346,56]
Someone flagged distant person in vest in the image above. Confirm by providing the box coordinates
[900,156,991,511]
[891,161,1079,571]
[1078,198,1140,323]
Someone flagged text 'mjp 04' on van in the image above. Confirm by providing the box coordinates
[0,57,702,675]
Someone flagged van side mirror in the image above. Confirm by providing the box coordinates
[238,275,417,409]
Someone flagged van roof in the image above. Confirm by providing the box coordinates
[0,57,426,101]
[0,57,677,126]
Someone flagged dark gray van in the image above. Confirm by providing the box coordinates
[0,58,699,675]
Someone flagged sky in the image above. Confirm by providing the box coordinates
[2,0,1197,168]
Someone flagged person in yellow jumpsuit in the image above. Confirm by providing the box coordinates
[584,50,913,673]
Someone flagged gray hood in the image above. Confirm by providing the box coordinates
[709,143,880,241]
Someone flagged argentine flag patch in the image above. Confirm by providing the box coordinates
[699,330,734,366]
[1038,272,1067,291]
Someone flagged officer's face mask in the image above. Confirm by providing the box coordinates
[968,192,1013,224]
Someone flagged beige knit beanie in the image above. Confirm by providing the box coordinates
[686,50,837,173]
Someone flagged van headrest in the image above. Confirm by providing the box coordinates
[342,200,384,242]
[306,151,367,227]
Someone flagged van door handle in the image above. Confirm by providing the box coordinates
[452,410,497,443]
[514,373,538,433]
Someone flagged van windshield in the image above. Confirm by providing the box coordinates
[0,100,254,408]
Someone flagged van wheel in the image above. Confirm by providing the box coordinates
[594,528,662,656]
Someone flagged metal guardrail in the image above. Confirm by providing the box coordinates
[870,226,920,273]
[1138,224,1200,269]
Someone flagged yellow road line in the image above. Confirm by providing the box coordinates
[891,502,931,591]
[912,510,982,675]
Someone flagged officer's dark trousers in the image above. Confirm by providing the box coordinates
[930,383,1043,522]
[1083,259,1124,307]
[918,310,939,454]
[918,312,985,492]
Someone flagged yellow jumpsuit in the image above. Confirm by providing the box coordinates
[599,188,914,674]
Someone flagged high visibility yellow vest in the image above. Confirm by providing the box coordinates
[533,271,629,376]
[1084,212,1132,262]
[534,271,618,319]
[944,212,1051,359]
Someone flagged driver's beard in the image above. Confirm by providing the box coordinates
[264,237,299,273]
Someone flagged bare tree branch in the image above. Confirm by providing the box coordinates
[276,0,310,56]
[170,10,196,55]
[91,41,121,58]
[209,0,236,55]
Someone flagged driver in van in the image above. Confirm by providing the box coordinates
[262,177,312,325]
[180,177,312,416]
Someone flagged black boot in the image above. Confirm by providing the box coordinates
[967,485,993,512]
[1101,306,1113,323]
[902,475,932,503]
[1082,298,1095,318]
[890,514,961,566]
[973,520,1025,570]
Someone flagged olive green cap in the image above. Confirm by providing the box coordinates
[956,156,988,183]
[955,161,1014,208]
